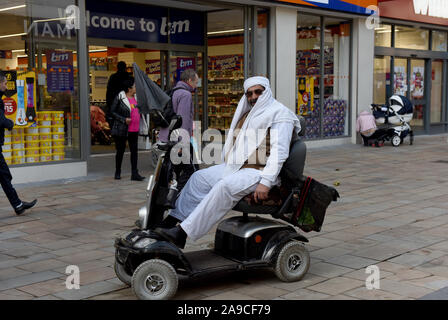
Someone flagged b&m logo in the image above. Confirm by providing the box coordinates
[179,59,194,68]
[50,52,70,63]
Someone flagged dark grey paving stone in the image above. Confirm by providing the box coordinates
[419,286,448,300]
[0,271,63,291]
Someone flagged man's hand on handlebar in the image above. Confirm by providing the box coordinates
[254,183,270,203]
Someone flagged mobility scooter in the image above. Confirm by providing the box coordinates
[114,115,337,300]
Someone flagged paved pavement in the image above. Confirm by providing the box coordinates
[1,134,448,300]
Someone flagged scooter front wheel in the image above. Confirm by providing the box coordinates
[274,240,310,282]
[114,260,132,286]
[132,259,178,300]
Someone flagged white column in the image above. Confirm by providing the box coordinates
[351,18,375,144]
[271,6,297,112]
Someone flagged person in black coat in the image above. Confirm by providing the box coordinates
[0,71,37,215]
[110,77,145,181]
[106,61,130,124]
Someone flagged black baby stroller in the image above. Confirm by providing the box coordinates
[370,94,414,147]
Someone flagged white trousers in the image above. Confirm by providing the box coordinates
[170,163,262,241]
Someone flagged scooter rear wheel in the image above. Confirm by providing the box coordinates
[274,240,310,282]
[131,259,178,300]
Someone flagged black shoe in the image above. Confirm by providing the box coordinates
[131,173,145,181]
[15,199,37,215]
[155,216,181,229]
[154,225,187,249]
[114,172,121,180]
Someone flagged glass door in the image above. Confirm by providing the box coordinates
[393,58,408,97]
[410,59,425,129]
[393,58,426,131]
[431,60,443,124]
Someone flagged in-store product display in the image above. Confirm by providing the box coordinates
[5,111,66,165]
[207,55,244,131]
[15,79,27,126]
[26,77,36,122]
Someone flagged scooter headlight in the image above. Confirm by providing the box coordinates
[134,237,156,249]
[138,206,148,230]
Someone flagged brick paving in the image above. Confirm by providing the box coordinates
[0,134,447,300]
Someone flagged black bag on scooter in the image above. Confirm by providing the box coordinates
[290,177,340,232]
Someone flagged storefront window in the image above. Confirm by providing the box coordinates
[0,0,80,166]
[296,14,351,139]
[395,26,429,50]
[254,8,269,77]
[324,19,350,138]
[207,9,245,131]
[432,31,447,52]
[297,14,321,139]
[375,24,392,47]
[373,56,391,105]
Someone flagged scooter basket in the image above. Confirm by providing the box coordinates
[287,177,340,232]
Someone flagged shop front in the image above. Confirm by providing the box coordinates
[1,0,380,183]
[274,0,378,142]
[375,0,448,134]
[0,0,85,183]
[1,0,271,182]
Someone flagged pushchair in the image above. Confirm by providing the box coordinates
[90,105,112,145]
[370,94,414,147]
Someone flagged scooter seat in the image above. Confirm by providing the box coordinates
[232,186,287,215]
[232,199,281,215]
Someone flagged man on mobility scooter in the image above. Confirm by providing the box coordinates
[114,76,339,300]
[155,76,302,248]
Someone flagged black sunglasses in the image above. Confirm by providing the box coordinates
[245,89,264,98]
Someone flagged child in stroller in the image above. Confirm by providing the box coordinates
[357,95,414,147]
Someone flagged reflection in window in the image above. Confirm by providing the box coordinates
[373,56,391,105]
[395,26,429,50]
[432,31,447,52]
[375,24,392,47]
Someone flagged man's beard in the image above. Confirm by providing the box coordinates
[249,98,257,106]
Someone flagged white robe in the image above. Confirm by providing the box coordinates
[171,121,294,241]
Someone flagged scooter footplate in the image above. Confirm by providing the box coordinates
[185,249,238,271]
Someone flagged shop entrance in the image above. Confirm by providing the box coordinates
[88,45,204,155]
[392,57,427,132]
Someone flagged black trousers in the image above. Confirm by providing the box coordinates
[361,131,384,146]
[0,148,21,208]
[114,132,139,174]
